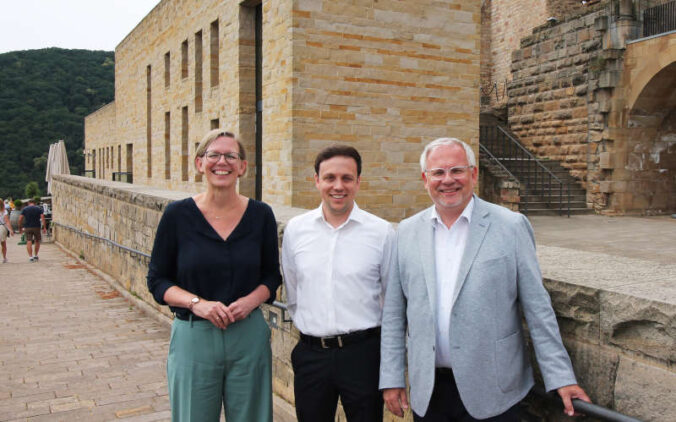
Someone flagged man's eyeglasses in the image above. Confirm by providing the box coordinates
[425,165,473,181]
[204,151,242,164]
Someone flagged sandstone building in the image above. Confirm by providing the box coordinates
[84,0,481,221]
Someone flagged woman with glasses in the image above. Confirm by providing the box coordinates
[147,129,281,422]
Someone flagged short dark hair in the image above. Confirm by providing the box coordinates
[314,145,362,176]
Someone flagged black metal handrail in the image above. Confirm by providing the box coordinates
[532,387,643,422]
[643,1,676,38]
[478,143,529,215]
[480,125,571,217]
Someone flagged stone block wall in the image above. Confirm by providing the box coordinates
[52,175,676,421]
[480,0,592,110]
[288,0,481,221]
[508,9,606,187]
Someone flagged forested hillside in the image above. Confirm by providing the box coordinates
[0,48,114,199]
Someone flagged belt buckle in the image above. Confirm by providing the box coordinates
[320,335,343,349]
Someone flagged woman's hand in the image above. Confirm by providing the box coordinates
[227,285,271,322]
[192,299,235,329]
[227,296,257,322]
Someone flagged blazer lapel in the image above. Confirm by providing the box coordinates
[417,207,437,315]
[452,197,490,305]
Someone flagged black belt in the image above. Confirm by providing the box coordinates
[174,312,205,321]
[300,327,381,349]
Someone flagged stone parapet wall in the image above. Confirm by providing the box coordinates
[51,175,675,421]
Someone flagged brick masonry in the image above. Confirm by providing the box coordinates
[84,0,481,222]
[51,175,676,421]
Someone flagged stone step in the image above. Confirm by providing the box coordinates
[522,207,594,215]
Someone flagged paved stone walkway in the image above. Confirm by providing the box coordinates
[0,241,172,422]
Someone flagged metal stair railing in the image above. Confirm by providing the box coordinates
[480,125,571,217]
[478,143,529,215]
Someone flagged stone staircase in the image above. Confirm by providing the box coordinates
[510,158,590,215]
[479,114,591,216]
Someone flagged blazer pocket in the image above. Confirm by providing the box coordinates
[495,331,526,393]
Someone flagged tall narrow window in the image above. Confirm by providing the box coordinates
[210,19,219,87]
[92,150,96,178]
[181,40,188,78]
[118,145,121,172]
[146,65,152,178]
[210,118,219,130]
[195,142,202,182]
[165,111,171,179]
[195,30,203,113]
[164,51,171,88]
[182,106,189,181]
[126,143,133,181]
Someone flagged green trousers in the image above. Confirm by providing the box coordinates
[167,308,272,422]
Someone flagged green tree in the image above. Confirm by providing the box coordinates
[0,48,115,199]
[25,181,40,198]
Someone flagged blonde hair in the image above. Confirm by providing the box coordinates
[194,129,246,160]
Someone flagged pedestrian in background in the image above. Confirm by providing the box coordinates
[18,198,45,262]
[147,129,281,422]
[0,200,11,263]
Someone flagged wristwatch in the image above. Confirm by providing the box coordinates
[188,297,200,310]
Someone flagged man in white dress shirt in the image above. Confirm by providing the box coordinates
[282,145,395,422]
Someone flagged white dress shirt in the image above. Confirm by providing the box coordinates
[432,198,474,368]
[282,203,395,337]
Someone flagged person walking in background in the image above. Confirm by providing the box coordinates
[147,129,281,422]
[18,198,45,262]
[282,145,395,422]
[0,200,11,263]
[380,138,590,421]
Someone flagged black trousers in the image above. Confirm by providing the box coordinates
[413,369,519,422]
[291,334,383,422]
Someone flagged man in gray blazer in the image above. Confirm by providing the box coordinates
[379,138,590,421]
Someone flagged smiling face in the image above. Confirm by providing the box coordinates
[315,155,360,222]
[423,143,477,217]
[195,135,247,188]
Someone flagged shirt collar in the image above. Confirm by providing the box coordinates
[313,201,365,227]
[429,196,474,227]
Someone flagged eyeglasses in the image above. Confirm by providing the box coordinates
[204,151,242,163]
[425,165,473,181]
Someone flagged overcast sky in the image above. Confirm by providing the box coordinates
[0,0,161,54]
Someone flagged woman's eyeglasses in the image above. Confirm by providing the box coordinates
[204,151,242,164]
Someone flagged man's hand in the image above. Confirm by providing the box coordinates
[383,388,409,417]
[557,384,591,416]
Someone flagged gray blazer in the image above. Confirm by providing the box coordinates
[379,197,577,419]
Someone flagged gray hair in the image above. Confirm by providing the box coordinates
[419,138,476,172]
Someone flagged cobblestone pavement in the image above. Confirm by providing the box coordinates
[0,241,172,421]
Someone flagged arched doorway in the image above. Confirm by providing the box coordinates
[624,62,676,213]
